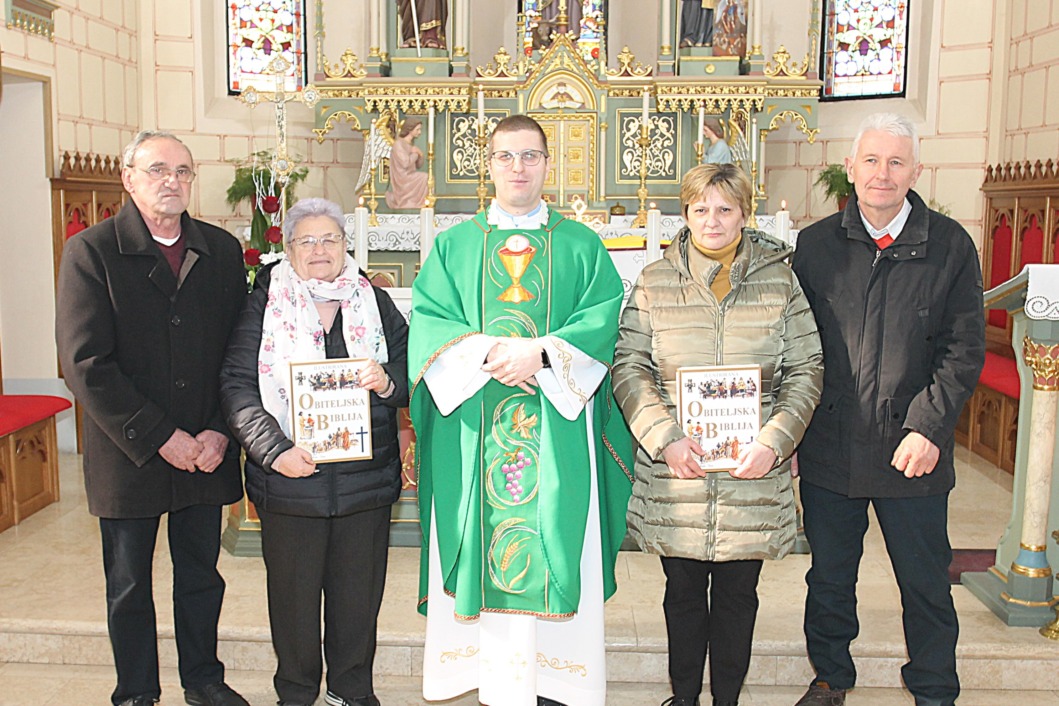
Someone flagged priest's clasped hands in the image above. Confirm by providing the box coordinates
[483,337,545,394]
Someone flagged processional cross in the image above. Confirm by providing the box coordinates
[238,55,320,217]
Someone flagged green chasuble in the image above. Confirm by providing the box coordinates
[409,209,633,619]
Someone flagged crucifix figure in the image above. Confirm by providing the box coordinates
[238,55,320,214]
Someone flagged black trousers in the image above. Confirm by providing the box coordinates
[258,505,391,705]
[801,482,959,706]
[99,504,226,705]
[660,556,764,702]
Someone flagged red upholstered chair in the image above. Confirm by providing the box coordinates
[0,395,72,531]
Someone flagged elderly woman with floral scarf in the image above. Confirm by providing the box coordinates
[220,198,408,706]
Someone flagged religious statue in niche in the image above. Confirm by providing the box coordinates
[385,119,429,210]
[680,0,716,48]
[712,0,748,57]
[521,0,606,62]
[396,0,448,49]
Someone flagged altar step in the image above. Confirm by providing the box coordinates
[1,589,1057,694]
[1,454,1057,699]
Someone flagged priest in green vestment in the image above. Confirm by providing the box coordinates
[409,115,633,706]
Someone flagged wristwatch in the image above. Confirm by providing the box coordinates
[540,350,551,368]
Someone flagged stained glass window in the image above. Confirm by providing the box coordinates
[227,0,308,95]
[821,0,909,101]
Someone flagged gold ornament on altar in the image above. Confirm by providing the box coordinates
[323,49,368,79]
[497,235,537,303]
[1023,337,1059,391]
[605,46,653,78]
[764,45,811,79]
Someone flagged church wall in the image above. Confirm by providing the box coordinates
[1001,0,1059,161]
[763,0,1004,248]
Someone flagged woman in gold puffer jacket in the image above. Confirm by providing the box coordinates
[612,164,823,706]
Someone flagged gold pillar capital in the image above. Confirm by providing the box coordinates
[1023,337,1059,391]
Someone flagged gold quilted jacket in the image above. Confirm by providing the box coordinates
[613,228,823,561]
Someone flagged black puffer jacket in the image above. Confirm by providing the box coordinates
[220,263,409,517]
[791,190,985,498]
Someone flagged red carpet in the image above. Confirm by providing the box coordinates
[950,549,997,584]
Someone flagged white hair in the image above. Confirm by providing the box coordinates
[283,198,345,245]
[122,130,188,167]
[850,113,920,162]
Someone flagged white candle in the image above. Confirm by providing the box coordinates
[697,105,705,145]
[777,199,791,243]
[750,117,758,165]
[428,105,435,145]
[642,89,650,126]
[477,88,485,126]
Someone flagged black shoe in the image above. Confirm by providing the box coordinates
[537,698,565,706]
[794,683,847,706]
[117,698,157,706]
[325,690,381,706]
[184,682,251,706]
[661,698,700,706]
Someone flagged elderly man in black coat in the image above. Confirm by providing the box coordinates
[56,131,249,706]
[790,113,985,706]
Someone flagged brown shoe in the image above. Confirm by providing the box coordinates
[794,683,846,706]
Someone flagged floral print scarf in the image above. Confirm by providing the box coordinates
[258,254,387,437]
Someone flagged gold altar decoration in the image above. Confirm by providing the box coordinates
[323,49,368,79]
[764,45,811,79]
[477,47,526,79]
[312,110,362,143]
[605,46,654,79]
[1024,337,1059,391]
[363,86,470,114]
[6,0,56,39]
[766,109,820,144]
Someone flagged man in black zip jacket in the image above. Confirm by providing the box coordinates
[790,113,985,706]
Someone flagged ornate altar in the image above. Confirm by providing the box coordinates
[309,0,821,231]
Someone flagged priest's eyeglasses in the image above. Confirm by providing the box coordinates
[136,166,197,183]
[490,149,547,167]
[291,234,345,249]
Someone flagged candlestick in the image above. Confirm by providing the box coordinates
[641,89,650,126]
[633,119,651,228]
[697,105,705,148]
[369,121,377,167]
[427,105,435,145]
[477,87,485,126]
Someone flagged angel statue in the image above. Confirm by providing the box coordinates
[385,118,429,209]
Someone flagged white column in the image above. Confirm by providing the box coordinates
[752,0,763,52]
[1020,388,1057,550]
[368,0,379,52]
[660,0,672,52]
[354,206,370,262]
[460,0,471,52]
[378,0,388,55]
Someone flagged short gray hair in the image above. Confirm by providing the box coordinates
[850,113,919,162]
[283,198,346,246]
[122,130,188,167]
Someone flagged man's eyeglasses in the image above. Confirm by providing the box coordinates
[490,149,548,167]
[135,166,196,183]
[291,234,345,249]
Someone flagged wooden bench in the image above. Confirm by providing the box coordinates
[0,395,71,532]
[956,159,1058,472]
[956,352,1018,473]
